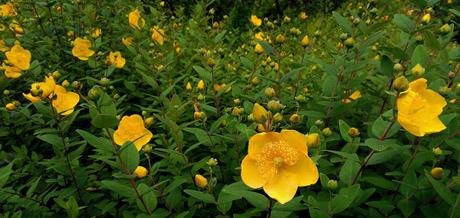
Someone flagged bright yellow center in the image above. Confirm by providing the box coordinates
[254,140,299,181]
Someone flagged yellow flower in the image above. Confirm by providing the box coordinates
[150,27,165,45]
[255,43,264,53]
[106,51,126,68]
[255,32,264,41]
[5,44,31,71]
[9,20,23,34]
[197,80,205,90]
[71,37,95,61]
[113,114,153,151]
[128,9,145,31]
[0,3,16,17]
[2,64,22,78]
[134,166,148,178]
[349,90,361,100]
[122,37,133,46]
[397,78,447,137]
[91,28,102,38]
[213,83,226,92]
[0,39,9,52]
[252,103,269,123]
[194,174,208,188]
[23,76,56,102]
[52,85,80,116]
[241,130,319,204]
[250,15,262,27]
[301,35,310,46]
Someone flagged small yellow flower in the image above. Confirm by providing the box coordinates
[306,133,320,148]
[301,35,310,46]
[72,37,95,61]
[195,174,208,188]
[397,78,446,137]
[255,43,264,53]
[52,85,80,116]
[411,64,425,77]
[128,9,145,31]
[122,37,133,46]
[113,114,153,151]
[250,15,262,27]
[255,32,264,41]
[91,28,102,38]
[106,51,126,69]
[0,3,16,17]
[23,76,56,102]
[134,166,148,178]
[144,117,154,127]
[3,44,31,78]
[275,34,285,43]
[241,130,319,204]
[150,27,165,45]
[197,80,205,90]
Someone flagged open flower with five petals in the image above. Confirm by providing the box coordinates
[71,37,95,61]
[241,130,319,204]
[113,114,153,151]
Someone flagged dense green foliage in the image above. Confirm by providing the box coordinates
[0,0,460,217]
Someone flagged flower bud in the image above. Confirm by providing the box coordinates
[186,82,192,91]
[143,144,152,153]
[289,113,300,123]
[348,127,360,137]
[61,80,70,87]
[267,100,283,111]
[207,158,218,166]
[207,58,216,67]
[231,107,244,116]
[251,76,260,85]
[306,133,320,148]
[275,34,285,43]
[432,147,442,155]
[322,127,333,136]
[5,103,15,111]
[195,174,208,188]
[392,76,409,92]
[252,103,268,123]
[197,80,205,90]
[255,43,264,53]
[197,94,205,101]
[315,119,324,126]
[272,112,283,122]
[393,63,404,71]
[52,70,61,79]
[264,87,275,98]
[340,33,348,40]
[411,64,425,77]
[448,71,455,79]
[295,95,306,102]
[88,87,101,100]
[327,179,338,190]
[133,166,148,178]
[99,77,110,86]
[422,13,431,23]
[144,117,154,127]
[3,90,10,96]
[431,167,443,179]
[194,111,205,120]
[344,37,355,47]
[301,35,310,46]
[440,24,451,33]
[233,98,241,105]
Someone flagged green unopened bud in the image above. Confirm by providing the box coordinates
[88,87,101,100]
[348,127,360,137]
[207,58,216,67]
[197,94,205,101]
[440,24,451,33]
[322,127,332,137]
[289,113,300,123]
[264,87,276,98]
[143,144,152,153]
[3,90,10,95]
[100,77,110,86]
[339,33,348,40]
[295,95,306,102]
[393,63,404,71]
[344,37,355,47]
[327,180,338,189]
[315,119,324,126]
[267,100,283,111]
[206,157,218,166]
[251,76,260,85]
[392,76,409,92]
[432,147,442,155]
[272,112,283,122]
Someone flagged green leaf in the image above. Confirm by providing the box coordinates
[372,117,399,138]
[76,129,114,152]
[100,180,134,198]
[424,30,440,50]
[90,113,118,129]
[332,12,353,34]
[364,138,397,152]
[137,183,158,213]
[0,161,14,188]
[411,45,429,67]
[425,171,456,205]
[448,47,460,61]
[243,191,270,209]
[380,55,394,76]
[240,56,254,69]
[339,154,360,185]
[183,189,216,204]
[36,134,64,148]
[331,184,361,214]
[393,14,415,33]
[183,127,211,146]
[119,142,140,173]
[338,120,352,142]
[193,66,212,81]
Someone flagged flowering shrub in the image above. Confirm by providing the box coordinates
[0,0,459,217]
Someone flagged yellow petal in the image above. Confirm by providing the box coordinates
[22,93,41,103]
[113,114,153,150]
[52,86,80,116]
[284,154,319,187]
[248,132,279,154]
[349,90,361,100]
[263,170,298,204]
[408,78,427,93]
[252,103,268,123]
[241,155,265,188]
[280,129,307,154]
[420,117,446,136]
